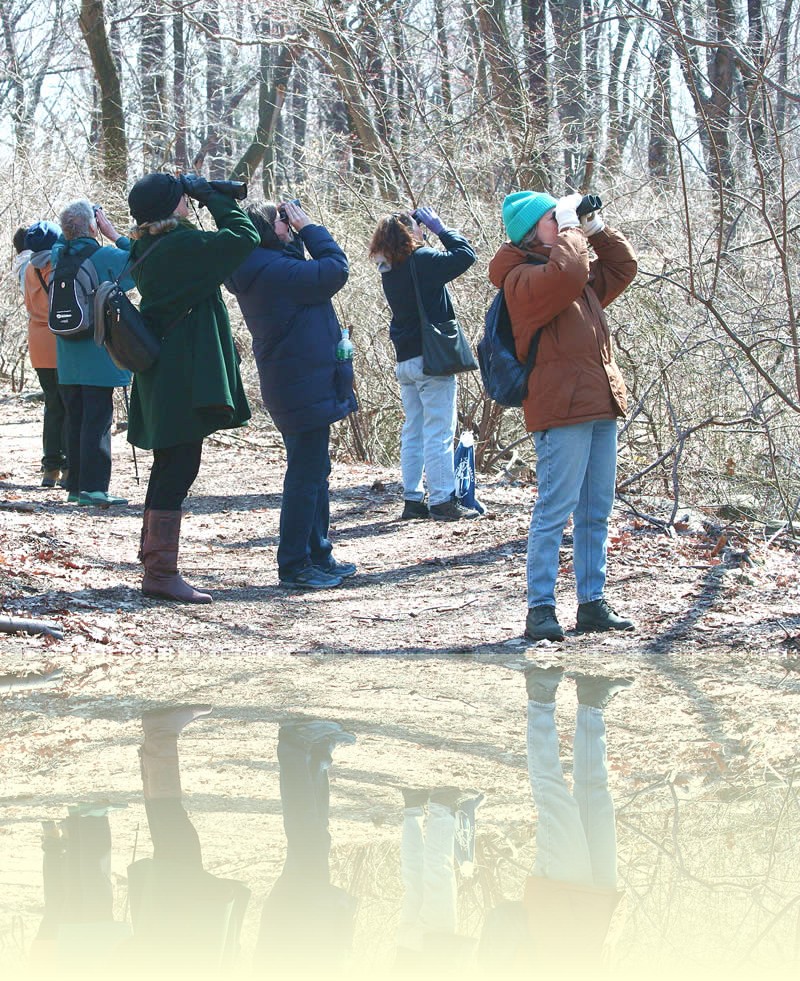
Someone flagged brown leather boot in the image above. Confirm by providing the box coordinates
[139,704,213,799]
[137,508,149,563]
[141,510,212,604]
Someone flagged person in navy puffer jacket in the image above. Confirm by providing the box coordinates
[226,201,357,590]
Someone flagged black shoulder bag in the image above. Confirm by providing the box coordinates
[408,253,477,377]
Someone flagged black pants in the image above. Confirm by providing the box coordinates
[256,736,354,969]
[37,814,113,940]
[144,797,203,870]
[144,441,203,511]
[35,368,68,471]
[60,384,113,494]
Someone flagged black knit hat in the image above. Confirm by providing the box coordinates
[128,173,184,224]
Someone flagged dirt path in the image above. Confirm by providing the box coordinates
[2,386,799,976]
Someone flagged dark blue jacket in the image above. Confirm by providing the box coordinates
[380,229,476,363]
[225,224,356,435]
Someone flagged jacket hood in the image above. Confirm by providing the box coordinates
[225,245,271,295]
[30,250,53,269]
[11,251,31,275]
[488,242,549,288]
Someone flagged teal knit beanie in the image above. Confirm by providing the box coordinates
[502,191,558,245]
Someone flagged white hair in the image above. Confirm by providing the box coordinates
[59,199,95,240]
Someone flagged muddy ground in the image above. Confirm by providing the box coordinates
[1,384,799,978]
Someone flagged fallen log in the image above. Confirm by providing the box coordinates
[0,614,64,639]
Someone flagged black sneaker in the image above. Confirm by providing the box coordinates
[400,499,430,520]
[279,719,356,750]
[313,557,357,578]
[524,606,565,642]
[279,565,343,590]
[576,598,635,633]
[429,495,480,521]
[41,469,60,488]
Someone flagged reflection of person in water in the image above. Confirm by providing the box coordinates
[396,786,483,967]
[256,719,357,975]
[480,665,631,974]
[128,704,250,972]
[32,801,131,970]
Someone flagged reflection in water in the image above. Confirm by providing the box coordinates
[2,689,798,980]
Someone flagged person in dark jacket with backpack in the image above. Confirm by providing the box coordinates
[50,200,134,507]
[226,201,357,590]
[368,208,478,521]
[126,173,259,605]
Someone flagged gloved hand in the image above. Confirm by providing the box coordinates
[554,193,583,232]
[180,173,214,206]
[413,206,445,236]
[580,210,605,236]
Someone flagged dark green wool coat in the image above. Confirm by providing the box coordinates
[127,194,259,450]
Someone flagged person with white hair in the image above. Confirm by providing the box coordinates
[51,199,133,507]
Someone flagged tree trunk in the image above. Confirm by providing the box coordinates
[140,0,167,170]
[78,0,127,185]
[173,10,187,170]
[647,36,673,181]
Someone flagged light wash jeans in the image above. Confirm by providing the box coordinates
[527,419,618,608]
[398,802,457,951]
[527,700,617,889]
[395,356,457,507]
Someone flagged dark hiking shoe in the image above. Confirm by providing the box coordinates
[400,786,429,809]
[429,495,480,521]
[41,469,60,488]
[313,557,357,578]
[279,565,343,590]
[572,674,633,710]
[400,499,430,520]
[576,598,635,633]
[524,606,565,642]
[524,663,565,703]
[279,719,356,751]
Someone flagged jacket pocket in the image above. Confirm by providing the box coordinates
[536,362,580,420]
[334,359,354,404]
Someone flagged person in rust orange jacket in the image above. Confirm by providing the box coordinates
[488,191,637,642]
[22,221,69,488]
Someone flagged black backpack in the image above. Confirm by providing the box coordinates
[48,241,101,340]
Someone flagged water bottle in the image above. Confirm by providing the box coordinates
[336,326,354,362]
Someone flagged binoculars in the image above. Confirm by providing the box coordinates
[576,194,603,217]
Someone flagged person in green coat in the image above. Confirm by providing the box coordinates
[127,173,259,604]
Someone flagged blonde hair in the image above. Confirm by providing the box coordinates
[128,215,181,240]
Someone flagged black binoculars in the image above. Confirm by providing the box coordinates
[208,180,247,200]
[576,194,603,217]
[278,199,302,222]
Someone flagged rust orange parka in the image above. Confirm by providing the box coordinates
[488,226,637,433]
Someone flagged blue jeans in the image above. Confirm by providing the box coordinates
[399,802,457,950]
[395,356,457,506]
[527,419,617,608]
[278,427,332,578]
[527,701,617,889]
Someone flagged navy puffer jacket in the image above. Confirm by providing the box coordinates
[226,224,357,435]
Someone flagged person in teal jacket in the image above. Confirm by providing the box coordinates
[51,200,134,507]
[126,173,259,604]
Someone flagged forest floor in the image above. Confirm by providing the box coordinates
[1,384,799,979]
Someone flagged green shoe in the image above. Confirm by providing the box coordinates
[78,490,128,507]
[67,492,80,503]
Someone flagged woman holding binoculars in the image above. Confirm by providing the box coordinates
[125,172,260,604]
[489,191,637,642]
